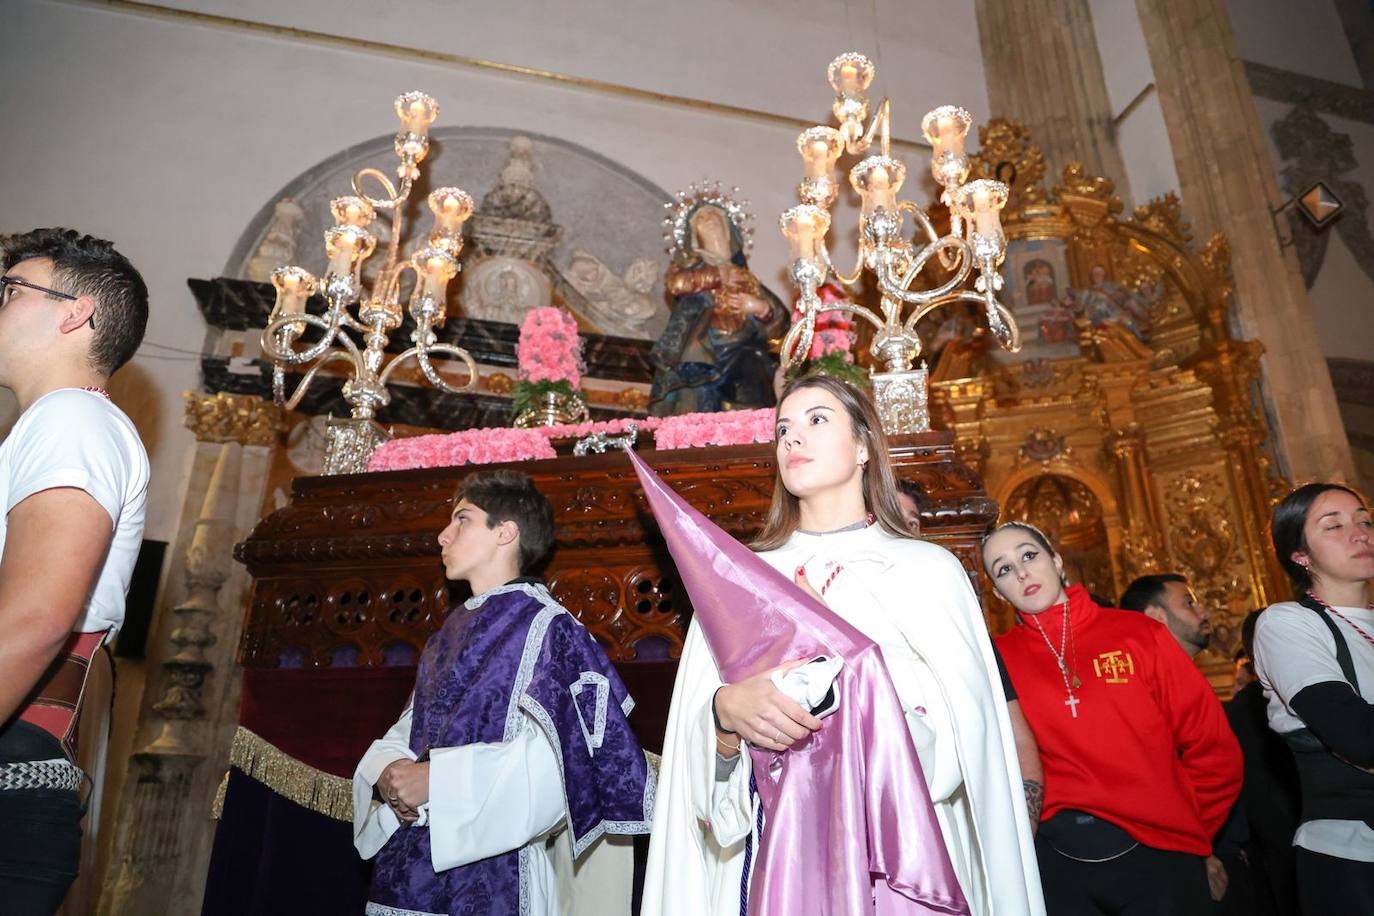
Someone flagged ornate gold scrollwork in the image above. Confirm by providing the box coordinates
[184,392,284,446]
[1132,192,1193,248]
[1164,471,1246,612]
[968,119,1049,215]
[1199,232,1235,303]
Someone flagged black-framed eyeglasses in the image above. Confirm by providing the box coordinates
[0,275,95,329]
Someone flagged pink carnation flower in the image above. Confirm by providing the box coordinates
[516,308,586,388]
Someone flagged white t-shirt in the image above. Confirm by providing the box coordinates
[0,388,149,639]
[1253,599,1374,861]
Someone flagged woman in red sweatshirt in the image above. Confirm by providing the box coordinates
[983,521,1242,916]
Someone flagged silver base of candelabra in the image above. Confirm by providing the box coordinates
[323,416,392,475]
[870,366,931,435]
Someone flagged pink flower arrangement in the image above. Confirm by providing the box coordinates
[367,428,556,472]
[809,325,854,359]
[366,408,780,472]
[516,307,585,387]
[792,282,856,362]
[652,409,776,451]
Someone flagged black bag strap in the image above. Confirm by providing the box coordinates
[1295,594,1360,692]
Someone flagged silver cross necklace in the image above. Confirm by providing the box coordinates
[1027,597,1081,718]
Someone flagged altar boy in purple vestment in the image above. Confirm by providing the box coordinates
[352,470,655,916]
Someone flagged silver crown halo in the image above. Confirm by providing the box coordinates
[662,180,755,257]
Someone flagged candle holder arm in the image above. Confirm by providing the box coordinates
[262,310,355,366]
[378,341,478,396]
[858,98,892,157]
[921,289,1021,352]
[821,238,867,288]
[780,302,883,371]
[877,239,974,304]
[898,200,944,249]
[275,349,363,412]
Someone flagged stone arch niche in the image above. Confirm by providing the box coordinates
[227,126,674,341]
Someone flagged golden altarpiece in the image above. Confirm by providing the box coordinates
[927,120,1290,685]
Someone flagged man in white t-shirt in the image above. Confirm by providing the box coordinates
[0,228,150,913]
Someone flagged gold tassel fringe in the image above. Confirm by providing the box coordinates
[210,729,662,823]
[211,769,229,819]
[213,726,354,823]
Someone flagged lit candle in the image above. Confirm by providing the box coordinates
[395,91,439,140]
[973,186,992,234]
[427,187,474,256]
[921,106,972,164]
[797,127,842,180]
[851,156,906,215]
[394,91,440,163]
[409,247,457,321]
[958,179,1009,240]
[780,205,830,261]
[330,195,374,228]
[827,52,874,95]
[270,266,316,318]
[326,236,357,279]
[325,225,375,279]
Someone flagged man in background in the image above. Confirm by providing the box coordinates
[1119,574,1247,912]
[1119,573,1211,657]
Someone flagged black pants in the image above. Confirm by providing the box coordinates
[1296,847,1374,915]
[1035,834,1212,915]
[0,722,84,915]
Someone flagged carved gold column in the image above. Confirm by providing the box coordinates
[1108,425,1166,582]
[99,394,282,915]
[1181,246,1291,604]
[974,0,1133,203]
[1135,0,1357,484]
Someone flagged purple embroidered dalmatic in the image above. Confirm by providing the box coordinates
[368,581,655,916]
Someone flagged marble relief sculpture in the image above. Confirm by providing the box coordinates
[460,135,670,339]
[463,137,561,323]
[649,185,788,415]
[565,249,660,339]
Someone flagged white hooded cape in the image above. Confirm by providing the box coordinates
[640,526,1044,915]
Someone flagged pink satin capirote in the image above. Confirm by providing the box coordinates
[626,448,968,915]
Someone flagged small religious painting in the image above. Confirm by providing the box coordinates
[991,239,1081,365]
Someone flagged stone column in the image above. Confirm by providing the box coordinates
[1135,0,1357,483]
[974,0,1133,202]
[99,394,282,915]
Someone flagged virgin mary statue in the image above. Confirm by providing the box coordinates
[649,193,788,416]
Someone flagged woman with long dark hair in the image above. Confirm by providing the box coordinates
[643,375,1043,915]
[982,522,1241,916]
[1252,482,1374,913]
